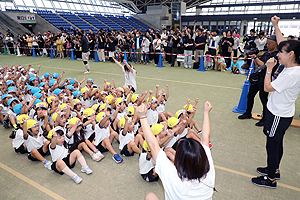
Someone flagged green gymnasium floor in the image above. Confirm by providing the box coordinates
[0,55,299,200]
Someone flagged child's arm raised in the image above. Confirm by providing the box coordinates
[122,115,129,136]
[136,91,148,106]
[192,98,199,107]
[50,129,58,149]
[80,77,86,85]
[155,85,160,99]
[111,104,120,121]
[54,108,61,127]
[67,119,80,138]
[112,56,123,69]
[124,60,134,73]
[112,79,116,90]
[201,101,213,147]
[165,85,170,100]
[100,111,110,127]
[185,99,191,111]
[126,91,133,105]
[134,104,160,162]
[23,118,29,140]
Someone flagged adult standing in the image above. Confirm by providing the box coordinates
[170,32,181,67]
[135,101,215,200]
[153,33,161,66]
[77,32,90,74]
[255,32,267,56]
[252,15,300,189]
[232,31,240,58]
[194,29,206,64]
[238,35,279,127]
[207,30,219,66]
[5,33,14,55]
[183,31,194,69]
[221,30,234,69]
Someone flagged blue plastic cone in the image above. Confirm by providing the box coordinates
[32,48,37,58]
[94,50,100,62]
[70,49,76,61]
[232,59,255,114]
[122,50,128,64]
[197,55,206,71]
[156,53,165,68]
[50,48,55,59]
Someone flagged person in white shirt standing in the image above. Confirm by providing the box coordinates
[207,30,219,67]
[255,32,267,56]
[252,15,300,189]
[135,101,215,200]
[141,34,150,65]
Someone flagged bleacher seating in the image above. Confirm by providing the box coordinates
[34,10,74,34]
[105,15,132,32]
[57,11,97,33]
[128,16,151,31]
[94,14,123,31]
[76,13,108,31]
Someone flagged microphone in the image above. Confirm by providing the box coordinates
[254,64,266,73]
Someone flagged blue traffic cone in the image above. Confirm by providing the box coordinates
[32,48,37,58]
[50,48,55,59]
[156,53,165,68]
[232,59,255,114]
[197,55,206,71]
[70,49,76,61]
[94,50,100,62]
[123,50,128,64]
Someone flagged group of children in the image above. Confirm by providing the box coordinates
[204,53,240,74]
[0,63,210,184]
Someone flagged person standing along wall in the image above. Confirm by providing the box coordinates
[77,32,90,74]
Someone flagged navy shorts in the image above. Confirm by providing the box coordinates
[28,146,49,161]
[141,168,159,182]
[96,140,109,153]
[120,144,134,157]
[51,154,76,175]
[14,144,28,154]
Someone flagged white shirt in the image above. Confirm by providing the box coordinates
[94,124,110,146]
[146,108,158,126]
[49,144,69,162]
[268,66,300,117]
[122,67,137,91]
[0,104,9,115]
[119,129,135,150]
[161,33,168,46]
[139,152,155,174]
[157,101,166,114]
[153,39,161,50]
[12,129,25,149]
[25,129,45,153]
[255,37,267,51]
[156,145,215,200]
[208,36,219,50]
[84,123,94,140]
[141,38,150,53]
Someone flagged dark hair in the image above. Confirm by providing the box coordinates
[250,29,255,33]
[278,40,300,64]
[226,30,232,35]
[212,30,219,35]
[174,138,210,181]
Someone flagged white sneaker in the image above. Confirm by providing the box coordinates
[95,150,105,161]
[72,174,82,184]
[81,165,93,175]
[44,161,52,170]
[84,71,91,74]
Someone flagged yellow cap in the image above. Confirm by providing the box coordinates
[47,96,57,104]
[167,117,180,128]
[99,103,106,111]
[143,140,151,152]
[27,119,38,129]
[96,112,106,123]
[83,108,95,117]
[59,103,67,111]
[151,123,164,135]
[115,97,124,105]
[47,126,64,139]
[36,102,48,109]
[69,117,81,125]
[131,94,139,103]
[175,109,185,119]
[80,87,89,94]
[105,95,114,105]
[91,104,99,111]
[52,113,58,122]
[183,104,193,112]
[120,117,126,129]
[147,96,157,104]
[127,106,134,116]
[116,87,124,93]
[106,82,111,86]
[72,99,81,105]
[17,114,30,124]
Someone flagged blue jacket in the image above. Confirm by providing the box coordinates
[134,36,143,50]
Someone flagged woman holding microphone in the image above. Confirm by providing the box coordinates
[252,16,300,189]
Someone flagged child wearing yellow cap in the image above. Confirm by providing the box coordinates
[146,90,159,126]
[119,115,144,156]
[155,85,174,122]
[23,118,52,170]
[49,126,93,184]
[12,114,30,154]
[139,140,158,182]
[94,111,123,163]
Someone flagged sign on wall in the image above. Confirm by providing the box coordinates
[5,12,36,24]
